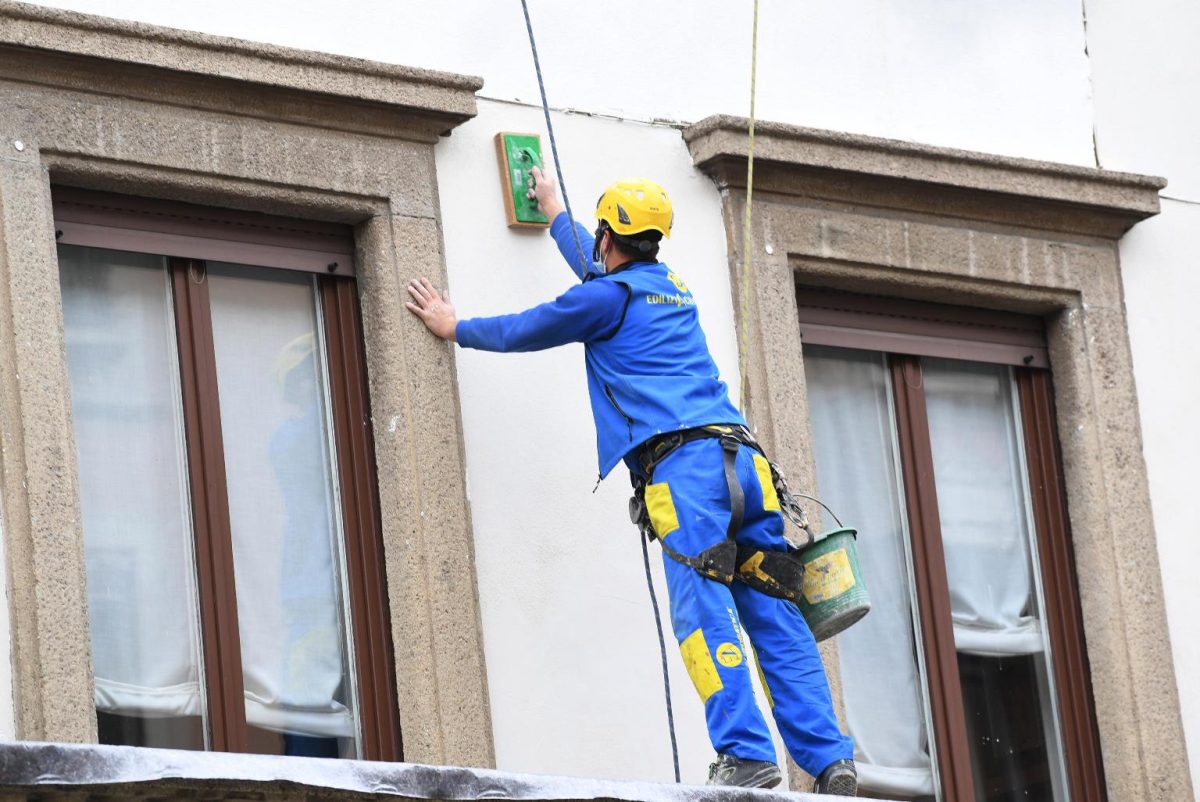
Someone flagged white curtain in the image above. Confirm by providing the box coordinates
[61,248,354,741]
[59,245,206,720]
[805,346,937,798]
[922,359,1043,659]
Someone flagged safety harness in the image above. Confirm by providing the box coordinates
[628,425,816,599]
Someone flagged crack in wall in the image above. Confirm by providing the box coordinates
[1081,0,1102,169]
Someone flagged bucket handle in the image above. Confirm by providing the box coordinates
[790,492,845,529]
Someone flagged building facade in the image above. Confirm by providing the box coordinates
[0,1,1196,800]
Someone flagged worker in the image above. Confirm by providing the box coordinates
[404,166,857,795]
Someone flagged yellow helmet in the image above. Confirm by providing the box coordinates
[595,178,673,239]
[275,332,315,388]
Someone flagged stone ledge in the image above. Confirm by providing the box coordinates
[0,742,876,802]
[684,114,1166,238]
[0,0,482,137]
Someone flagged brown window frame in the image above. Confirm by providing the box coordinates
[797,287,1049,369]
[56,189,401,761]
[799,288,1105,802]
[54,188,356,277]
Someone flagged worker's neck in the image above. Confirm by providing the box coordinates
[604,250,638,273]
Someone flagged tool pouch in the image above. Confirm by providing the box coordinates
[735,545,806,601]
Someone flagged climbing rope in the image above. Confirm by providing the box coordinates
[640,530,682,783]
[518,0,589,269]
[518,0,680,782]
[738,0,760,415]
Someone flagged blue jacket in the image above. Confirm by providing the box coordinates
[456,212,745,478]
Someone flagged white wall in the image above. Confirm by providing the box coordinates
[1116,201,1200,785]
[29,0,1096,164]
[1086,0,1200,786]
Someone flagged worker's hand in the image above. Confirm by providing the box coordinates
[405,278,458,342]
[529,166,565,221]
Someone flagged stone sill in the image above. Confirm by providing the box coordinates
[0,742,883,801]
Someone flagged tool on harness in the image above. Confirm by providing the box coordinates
[629,425,872,642]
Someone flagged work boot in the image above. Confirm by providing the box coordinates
[813,758,858,796]
[706,753,782,788]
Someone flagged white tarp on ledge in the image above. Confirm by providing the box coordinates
[0,741,894,801]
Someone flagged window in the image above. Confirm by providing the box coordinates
[55,190,400,760]
[798,290,1104,802]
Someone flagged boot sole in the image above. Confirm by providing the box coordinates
[820,771,858,796]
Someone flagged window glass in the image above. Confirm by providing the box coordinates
[59,244,207,749]
[922,357,1068,802]
[206,262,359,759]
[804,345,938,799]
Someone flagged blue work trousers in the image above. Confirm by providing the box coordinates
[640,437,853,776]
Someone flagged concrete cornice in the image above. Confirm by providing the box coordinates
[685,114,1167,238]
[0,0,483,139]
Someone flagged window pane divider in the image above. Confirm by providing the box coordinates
[169,257,249,753]
[889,354,977,802]
[320,277,402,761]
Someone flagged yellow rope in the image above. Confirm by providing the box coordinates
[738,0,759,416]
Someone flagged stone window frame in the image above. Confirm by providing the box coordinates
[685,115,1192,802]
[0,2,494,767]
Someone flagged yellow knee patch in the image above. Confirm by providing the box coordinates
[644,482,680,538]
[752,454,781,513]
[680,628,723,703]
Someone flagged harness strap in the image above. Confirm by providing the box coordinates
[630,424,820,586]
[630,426,755,585]
[735,544,806,602]
[629,486,737,583]
[663,538,737,584]
[719,434,744,541]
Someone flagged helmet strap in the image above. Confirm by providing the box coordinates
[592,222,608,264]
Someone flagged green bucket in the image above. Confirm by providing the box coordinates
[796,527,871,642]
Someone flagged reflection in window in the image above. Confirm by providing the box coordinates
[208,263,359,758]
